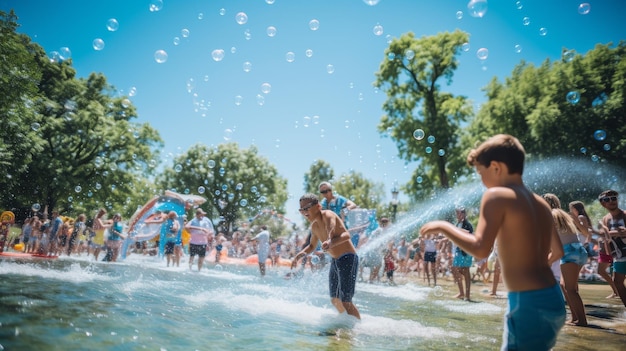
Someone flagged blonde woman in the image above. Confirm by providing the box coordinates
[544,194,588,326]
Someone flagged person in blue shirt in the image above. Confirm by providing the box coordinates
[160,211,181,267]
[318,182,359,246]
[106,213,127,262]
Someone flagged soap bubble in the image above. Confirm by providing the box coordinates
[149,0,163,12]
[413,129,425,140]
[578,3,591,15]
[309,19,320,31]
[467,0,488,18]
[106,18,119,31]
[476,48,488,60]
[212,49,225,61]
[154,50,168,63]
[235,12,248,25]
[566,91,580,104]
[93,38,105,51]
[266,26,277,37]
[373,24,384,36]
[593,130,606,141]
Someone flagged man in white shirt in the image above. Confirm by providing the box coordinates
[185,208,214,271]
[251,225,270,276]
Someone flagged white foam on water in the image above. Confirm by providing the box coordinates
[358,282,430,301]
[0,260,114,283]
[181,283,460,340]
[355,314,463,339]
[432,298,503,314]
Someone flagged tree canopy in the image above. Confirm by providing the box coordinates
[462,42,626,201]
[155,143,290,236]
[374,30,474,200]
[0,10,163,219]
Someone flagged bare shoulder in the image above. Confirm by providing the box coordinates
[481,186,518,208]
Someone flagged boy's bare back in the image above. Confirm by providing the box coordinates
[479,184,558,292]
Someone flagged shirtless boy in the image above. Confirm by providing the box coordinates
[420,134,565,350]
[598,189,626,307]
[292,193,361,320]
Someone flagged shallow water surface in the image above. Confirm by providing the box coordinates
[0,254,624,350]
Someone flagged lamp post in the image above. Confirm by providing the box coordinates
[391,187,399,223]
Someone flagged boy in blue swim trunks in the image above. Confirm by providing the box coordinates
[420,134,565,350]
[292,193,361,320]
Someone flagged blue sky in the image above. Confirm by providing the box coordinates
[3,0,625,225]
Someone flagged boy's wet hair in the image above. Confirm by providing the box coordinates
[598,189,618,199]
[467,134,525,175]
[300,193,319,204]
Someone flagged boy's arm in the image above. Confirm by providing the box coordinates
[420,189,502,259]
[291,232,319,268]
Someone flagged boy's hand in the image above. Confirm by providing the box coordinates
[321,240,330,251]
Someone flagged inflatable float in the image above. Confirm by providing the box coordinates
[121,190,207,259]
[0,251,58,259]
[205,250,292,267]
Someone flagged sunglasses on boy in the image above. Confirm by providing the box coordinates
[299,201,318,212]
[600,196,618,203]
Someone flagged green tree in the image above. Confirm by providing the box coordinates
[156,143,289,236]
[374,30,474,200]
[463,42,626,202]
[0,19,163,218]
[302,159,334,194]
[331,170,385,213]
[0,10,42,209]
[466,42,626,164]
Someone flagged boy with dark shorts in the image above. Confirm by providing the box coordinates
[420,134,565,350]
[292,193,361,320]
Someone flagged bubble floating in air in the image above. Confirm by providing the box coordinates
[107,18,119,31]
[467,0,488,18]
[212,49,225,61]
[476,48,488,60]
[149,0,163,12]
[593,130,606,141]
[154,50,168,63]
[309,19,320,31]
[373,24,384,36]
[235,12,248,25]
[413,129,425,140]
[93,38,105,51]
[578,3,591,15]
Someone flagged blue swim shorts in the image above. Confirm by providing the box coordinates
[613,260,626,274]
[453,248,473,267]
[503,284,565,351]
[560,242,588,266]
[329,253,359,302]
